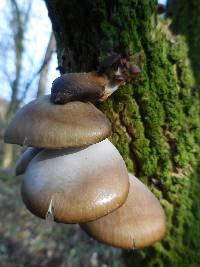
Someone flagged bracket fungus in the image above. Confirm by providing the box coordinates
[21,139,129,223]
[81,174,166,249]
[4,54,166,250]
[4,95,111,148]
[51,54,141,104]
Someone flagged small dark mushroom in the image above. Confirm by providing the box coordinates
[51,54,141,104]
[50,72,106,104]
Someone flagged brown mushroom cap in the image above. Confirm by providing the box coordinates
[21,139,129,223]
[81,174,166,249]
[4,95,111,149]
[16,147,42,176]
[51,72,107,104]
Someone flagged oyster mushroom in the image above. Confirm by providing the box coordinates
[51,54,141,104]
[4,95,111,149]
[51,72,107,104]
[81,173,166,249]
[21,139,129,223]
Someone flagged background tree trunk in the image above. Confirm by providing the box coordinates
[1,144,13,168]
[36,32,56,97]
[167,0,200,89]
[0,0,31,169]
[45,1,200,266]
[166,2,200,265]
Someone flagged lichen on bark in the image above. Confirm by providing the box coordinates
[45,1,200,266]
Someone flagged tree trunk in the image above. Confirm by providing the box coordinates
[37,32,56,97]
[1,144,13,169]
[165,1,200,265]
[167,0,200,88]
[45,1,200,266]
[1,1,32,169]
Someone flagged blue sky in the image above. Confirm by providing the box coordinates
[0,0,167,103]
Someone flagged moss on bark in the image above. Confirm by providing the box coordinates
[167,0,200,88]
[45,1,200,266]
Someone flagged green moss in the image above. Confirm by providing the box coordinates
[168,0,200,89]
[97,2,200,266]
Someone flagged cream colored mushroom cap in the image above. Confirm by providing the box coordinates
[81,173,166,249]
[16,147,41,176]
[21,139,129,223]
[4,95,111,148]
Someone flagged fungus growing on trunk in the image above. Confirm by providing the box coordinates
[4,55,166,250]
[81,174,166,249]
[21,139,129,223]
[4,95,111,148]
[51,54,141,104]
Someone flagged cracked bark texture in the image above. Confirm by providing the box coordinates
[45,1,200,266]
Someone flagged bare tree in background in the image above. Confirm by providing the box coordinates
[1,0,32,168]
[5,0,31,120]
[37,32,56,97]
[0,0,56,168]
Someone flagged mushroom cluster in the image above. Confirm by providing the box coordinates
[4,58,166,249]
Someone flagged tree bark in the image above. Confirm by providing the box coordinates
[1,1,32,169]
[37,32,56,97]
[45,1,200,266]
[1,144,13,169]
[167,0,200,88]
[166,1,200,265]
